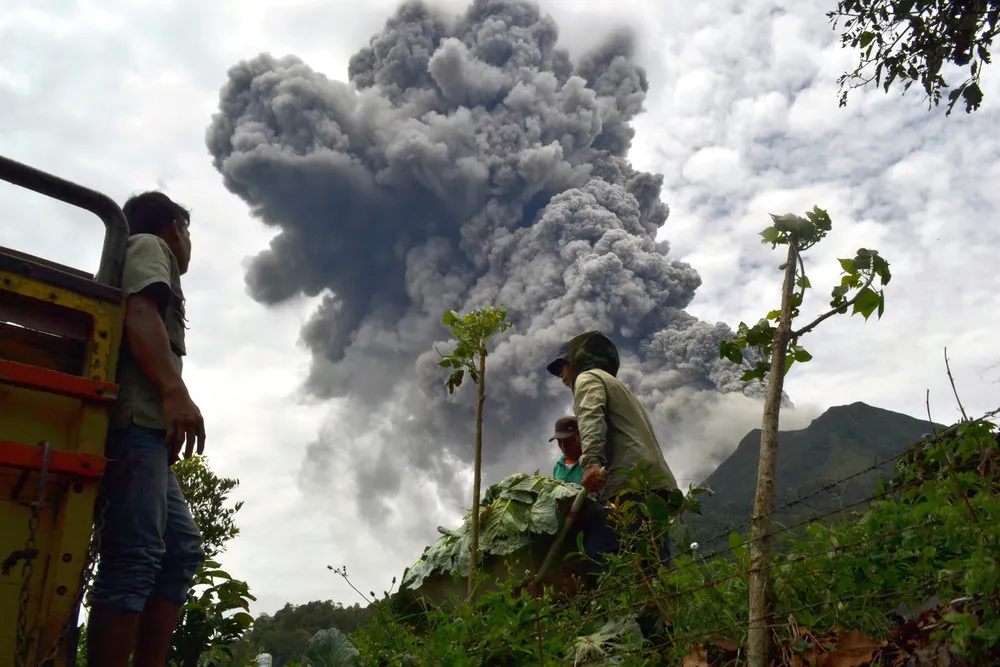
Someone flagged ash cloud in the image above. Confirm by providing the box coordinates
[206,0,798,525]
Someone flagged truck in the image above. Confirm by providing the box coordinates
[0,154,130,666]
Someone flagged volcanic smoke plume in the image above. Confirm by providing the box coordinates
[206,0,793,525]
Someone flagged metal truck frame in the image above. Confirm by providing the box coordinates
[0,154,129,666]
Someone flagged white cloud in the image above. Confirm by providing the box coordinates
[2,0,999,620]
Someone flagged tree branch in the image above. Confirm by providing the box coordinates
[791,271,876,339]
[793,243,807,306]
[944,347,969,422]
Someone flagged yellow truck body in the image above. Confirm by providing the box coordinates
[0,155,129,666]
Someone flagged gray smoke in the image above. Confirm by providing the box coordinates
[206,0,803,526]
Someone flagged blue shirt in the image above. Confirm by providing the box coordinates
[553,454,584,485]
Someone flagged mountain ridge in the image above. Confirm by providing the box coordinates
[687,401,944,548]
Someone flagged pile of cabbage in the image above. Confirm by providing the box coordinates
[401,473,583,591]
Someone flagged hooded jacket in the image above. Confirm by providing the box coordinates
[560,331,678,500]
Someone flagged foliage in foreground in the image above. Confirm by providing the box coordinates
[345,416,999,666]
[170,456,256,667]
[719,204,891,667]
[231,601,370,665]
[74,456,255,666]
[437,304,514,599]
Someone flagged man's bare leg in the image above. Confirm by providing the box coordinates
[87,605,140,667]
[133,597,182,667]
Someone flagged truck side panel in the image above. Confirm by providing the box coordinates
[1,260,124,666]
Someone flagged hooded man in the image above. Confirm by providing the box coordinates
[546,330,678,570]
[546,331,678,499]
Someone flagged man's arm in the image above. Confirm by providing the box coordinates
[124,289,184,395]
[573,371,608,471]
[120,236,205,458]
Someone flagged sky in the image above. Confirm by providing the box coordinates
[2,0,998,619]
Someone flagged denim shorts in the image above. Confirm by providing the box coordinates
[87,425,206,613]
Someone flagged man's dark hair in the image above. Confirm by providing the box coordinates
[122,191,190,237]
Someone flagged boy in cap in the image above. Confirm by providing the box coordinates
[550,415,584,485]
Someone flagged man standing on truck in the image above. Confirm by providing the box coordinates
[86,192,207,667]
[545,330,678,570]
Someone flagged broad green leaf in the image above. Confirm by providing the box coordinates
[728,532,745,550]
[446,369,465,394]
[853,252,872,271]
[838,258,856,273]
[308,628,361,667]
[719,340,743,364]
[663,488,685,510]
[232,611,254,628]
[760,226,780,244]
[646,494,674,528]
[852,287,881,320]
[528,493,562,534]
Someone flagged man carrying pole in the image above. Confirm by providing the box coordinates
[545,330,678,571]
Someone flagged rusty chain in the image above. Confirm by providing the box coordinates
[5,438,107,667]
[14,441,51,667]
[36,488,108,666]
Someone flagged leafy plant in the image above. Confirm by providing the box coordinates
[232,599,370,666]
[437,305,513,599]
[719,205,891,667]
[400,473,582,591]
[174,455,244,560]
[170,456,256,666]
[307,627,361,667]
[170,559,256,667]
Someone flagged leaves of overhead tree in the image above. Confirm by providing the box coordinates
[828,0,998,114]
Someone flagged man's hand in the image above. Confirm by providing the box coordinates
[582,466,607,493]
[162,384,206,461]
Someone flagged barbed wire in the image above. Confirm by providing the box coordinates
[531,461,940,622]
[392,408,996,666]
[472,536,967,665]
[687,410,999,553]
[454,412,998,660]
[571,568,970,666]
[541,406,999,615]
[512,512,942,647]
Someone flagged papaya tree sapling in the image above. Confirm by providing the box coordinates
[719,206,892,667]
[438,305,513,600]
